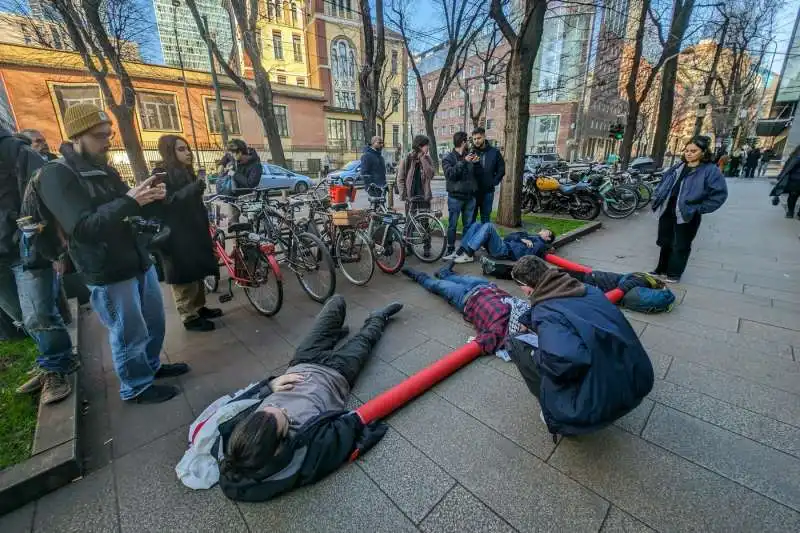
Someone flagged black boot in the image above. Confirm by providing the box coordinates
[184,317,215,332]
[198,307,223,319]
[127,385,179,404]
[369,302,403,321]
[155,362,191,379]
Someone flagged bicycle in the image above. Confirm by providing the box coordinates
[203,195,283,317]
[583,174,639,219]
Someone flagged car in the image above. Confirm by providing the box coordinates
[258,163,314,193]
[327,160,363,186]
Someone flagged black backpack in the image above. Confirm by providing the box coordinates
[17,161,70,268]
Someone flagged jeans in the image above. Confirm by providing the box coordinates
[289,295,385,386]
[446,196,476,251]
[472,190,495,224]
[89,266,166,400]
[416,269,491,312]
[461,223,510,258]
[13,263,75,373]
[0,260,23,325]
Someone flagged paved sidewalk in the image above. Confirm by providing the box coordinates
[3,177,800,532]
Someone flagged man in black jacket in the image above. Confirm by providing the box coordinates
[37,103,189,404]
[470,127,505,224]
[218,295,402,502]
[219,139,262,193]
[19,129,58,161]
[0,127,76,404]
[442,131,478,259]
[360,136,386,189]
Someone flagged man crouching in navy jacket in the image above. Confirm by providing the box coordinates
[508,256,654,439]
[217,295,402,502]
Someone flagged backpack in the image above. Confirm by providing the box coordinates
[17,162,69,269]
[621,287,676,314]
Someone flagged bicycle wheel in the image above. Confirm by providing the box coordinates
[406,212,447,262]
[291,232,336,303]
[242,246,283,316]
[204,229,224,293]
[335,228,375,286]
[602,185,638,219]
[634,182,652,210]
[373,224,405,274]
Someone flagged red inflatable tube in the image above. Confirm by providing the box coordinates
[544,254,592,273]
[355,341,483,425]
[605,288,625,304]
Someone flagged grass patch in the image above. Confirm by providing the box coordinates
[0,338,38,470]
[443,211,588,239]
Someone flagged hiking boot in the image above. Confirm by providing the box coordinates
[154,362,191,379]
[126,384,178,404]
[184,316,215,332]
[369,302,403,321]
[198,307,223,319]
[16,368,43,394]
[41,372,71,405]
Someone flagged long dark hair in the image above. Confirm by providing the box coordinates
[683,135,714,164]
[157,134,193,171]
[219,410,282,481]
[411,134,430,153]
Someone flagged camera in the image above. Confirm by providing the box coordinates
[127,216,171,251]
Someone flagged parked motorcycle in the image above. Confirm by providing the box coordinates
[521,170,601,220]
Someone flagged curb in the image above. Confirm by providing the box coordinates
[552,220,603,249]
[0,299,82,515]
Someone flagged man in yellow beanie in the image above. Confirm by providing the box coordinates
[36,103,190,404]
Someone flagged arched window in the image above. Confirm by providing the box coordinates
[267,0,274,20]
[330,38,357,110]
[291,2,299,27]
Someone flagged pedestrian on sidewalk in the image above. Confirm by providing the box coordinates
[152,134,222,333]
[217,295,402,501]
[397,134,435,219]
[36,103,190,404]
[728,148,742,177]
[769,145,800,218]
[470,127,505,224]
[745,147,761,178]
[360,136,387,190]
[650,135,728,283]
[759,148,775,177]
[442,131,478,259]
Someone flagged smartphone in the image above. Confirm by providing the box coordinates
[149,172,167,186]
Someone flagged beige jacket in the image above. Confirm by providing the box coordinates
[396,151,434,201]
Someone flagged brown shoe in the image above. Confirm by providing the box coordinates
[16,368,43,394]
[41,372,71,405]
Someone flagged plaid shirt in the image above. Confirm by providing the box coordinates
[463,286,512,354]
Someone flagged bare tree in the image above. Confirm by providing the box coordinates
[358,0,386,143]
[456,23,509,130]
[490,0,547,227]
[185,0,286,166]
[389,0,487,170]
[375,58,402,144]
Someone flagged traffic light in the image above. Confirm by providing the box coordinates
[608,123,624,140]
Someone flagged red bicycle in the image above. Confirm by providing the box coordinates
[203,195,283,316]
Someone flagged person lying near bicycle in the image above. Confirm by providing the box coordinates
[214,295,403,502]
[449,222,555,264]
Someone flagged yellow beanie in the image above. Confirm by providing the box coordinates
[63,103,112,139]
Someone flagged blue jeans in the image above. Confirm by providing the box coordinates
[472,190,495,224]
[89,266,165,400]
[0,260,23,325]
[461,223,510,258]
[11,263,76,373]
[447,196,476,250]
[418,270,491,312]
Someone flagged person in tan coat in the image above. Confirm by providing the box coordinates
[397,135,435,216]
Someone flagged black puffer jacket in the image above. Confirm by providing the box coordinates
[220,148,262,192]
[0,128,46,259]
[37,144,152,285]
[473,143,505,193]
[442,150,478,200]
[152,164,217,285]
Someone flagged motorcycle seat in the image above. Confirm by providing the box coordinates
[559,184,577,194]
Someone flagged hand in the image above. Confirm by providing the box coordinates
[521,238,533,247]
[127,176,167,206]
[269,373,305,392]
[466,154,479,163]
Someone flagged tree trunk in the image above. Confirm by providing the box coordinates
[619,0,649,168]
[423,111,440,171]
[109,104,148,183]
[254,70,286,166]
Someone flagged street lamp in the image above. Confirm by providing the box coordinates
[172,0,198,150]
[462,74,500,133]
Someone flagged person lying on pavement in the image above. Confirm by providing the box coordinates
[217,295,402,502]
[451,223,554,264]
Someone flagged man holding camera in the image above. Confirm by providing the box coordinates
[37,104,189,404]
[470,127,505,225]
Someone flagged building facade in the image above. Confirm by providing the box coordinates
[153,0,234,72]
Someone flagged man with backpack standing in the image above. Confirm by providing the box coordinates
[37,104,189,404]
[0,127,76,404]
[469,127,505,224]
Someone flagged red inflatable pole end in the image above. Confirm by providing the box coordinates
[355,341,483,425]
[544,254,593,273]
[605,288,625,304]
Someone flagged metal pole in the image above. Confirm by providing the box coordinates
[204,14,229,146]
[173,0,198,150]
[463,78,470,133]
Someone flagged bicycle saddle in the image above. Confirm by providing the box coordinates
[228,222,253,233]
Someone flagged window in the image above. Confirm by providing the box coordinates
[273,105,289,137]
[469,66,476,77]
[325,0,353,19]
[137,91,180,131]
[327,118,347,147]
[449,124,455,134]
[267,1,275,20]
[349,120,364,150]
[376,123,383,140]
[273,31,283,60]
[489,98,495,109]
[291,2,299,27]
[526,114,560,154]
[293,34,303,62]
[205,98,241,135]
[330,38,357,109]
[52,84,102,121]
[486,119,494,130]
[277,75,287,84]
[391,50,398,75]
[391,89,400,113]
[296,78,306,87]
[392,125,399,147]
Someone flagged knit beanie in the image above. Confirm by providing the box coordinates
[63,103,112,139]
[511,255,550,288]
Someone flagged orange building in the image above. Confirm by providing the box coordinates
[0,42,328,175]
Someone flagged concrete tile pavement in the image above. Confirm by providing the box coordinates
[4,177,800,532]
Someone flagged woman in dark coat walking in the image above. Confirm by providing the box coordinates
[154,135,221,332]
[769,145,800,218]
[650,135,728,283]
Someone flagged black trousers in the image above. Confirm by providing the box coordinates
[655,210,702,278]
[507,338,541,398]
[787,192,800,216]
[288,295,385,386]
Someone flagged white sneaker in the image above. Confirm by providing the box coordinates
[453,253,474,264]
[442,250,458,261]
